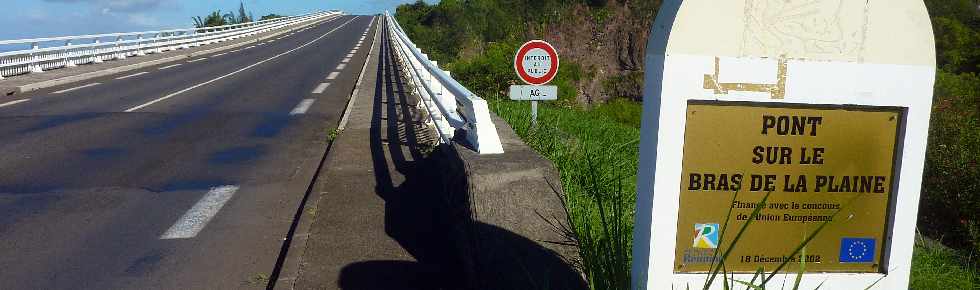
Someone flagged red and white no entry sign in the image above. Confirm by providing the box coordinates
[514,40,559,85]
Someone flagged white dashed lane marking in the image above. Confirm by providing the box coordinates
[160,185,240,240]
[158,63,182,70]
[124,16,361,112]
[312,83,331,94]
[0,99,30,108]
[326,72,340,80]
[289,99,316,115]
[116,72,148,80]
[53,82,101,94]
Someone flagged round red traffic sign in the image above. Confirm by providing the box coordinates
[514,40,559,85]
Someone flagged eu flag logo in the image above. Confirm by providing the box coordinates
[839,238,876,263]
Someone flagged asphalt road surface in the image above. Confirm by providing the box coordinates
[0,14,376,289]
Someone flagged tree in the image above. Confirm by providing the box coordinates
[193,11,228,28]
[260,14,286,21]
[192,1,254,28]
[933,17,980,73]
[236,1,252,23]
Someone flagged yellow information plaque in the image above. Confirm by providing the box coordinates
[674,102,902,273]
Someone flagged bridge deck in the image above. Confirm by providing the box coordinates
[0,15,377,289]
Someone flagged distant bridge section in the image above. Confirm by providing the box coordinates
[0,11,340,79]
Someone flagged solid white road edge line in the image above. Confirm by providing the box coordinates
[339,16,378,131]
[53,82,101,94]
[187,58,207,63]
[116,72,149,80]
[0,99,30,108]
[160,185,239,239]
[125,16,361,113]
[326,72,340,80]
[289,99,316,115]
[312,83,331,94]
[212,52,227,57]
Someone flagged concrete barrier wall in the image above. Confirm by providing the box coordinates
[433,114,588,289]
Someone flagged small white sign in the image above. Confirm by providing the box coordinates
[509,85,557,101]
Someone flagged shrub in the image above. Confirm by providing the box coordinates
[921,71,980,254]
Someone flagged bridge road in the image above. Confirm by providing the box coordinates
[0,14,376,289]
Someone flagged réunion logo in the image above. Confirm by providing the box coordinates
[693,223,720,249]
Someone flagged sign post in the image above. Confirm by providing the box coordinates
[632,1,936,289]
[510,40,559,126]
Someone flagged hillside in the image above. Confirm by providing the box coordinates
[396,0,658,106]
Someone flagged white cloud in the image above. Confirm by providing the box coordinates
[126,13,159,26]
[43,0,180,13]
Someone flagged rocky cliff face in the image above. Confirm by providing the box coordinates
[535,1,657,105]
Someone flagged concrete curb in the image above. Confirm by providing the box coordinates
[2,14,342,95]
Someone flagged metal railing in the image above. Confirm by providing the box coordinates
[384,12,503,154]
[0,10,342,79]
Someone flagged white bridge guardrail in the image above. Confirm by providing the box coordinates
[0,10,342,79]
[384,12,503,155]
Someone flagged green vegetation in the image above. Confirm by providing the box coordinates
[397,0,980,288]
[921,0,980,258]
[911,235,980,290]
[259,14,285,21]
[492,99,638,290]
[192,1,255,28]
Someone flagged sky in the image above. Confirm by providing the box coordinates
[0,0,427,40]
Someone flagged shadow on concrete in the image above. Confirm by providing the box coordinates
[338,260,441,289]
[338,23,458,290]
[337,21,586,290]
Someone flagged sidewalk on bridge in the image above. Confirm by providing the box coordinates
[0,15,334,96]
[281,20,460,289]
[278,16,587,289]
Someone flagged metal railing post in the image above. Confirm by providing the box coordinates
[92,39,103,63]
[63,40,75,68]
[114,36,127,60]
[180,31,190,49]
[135,34,145,56]
[29,42,43,73]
